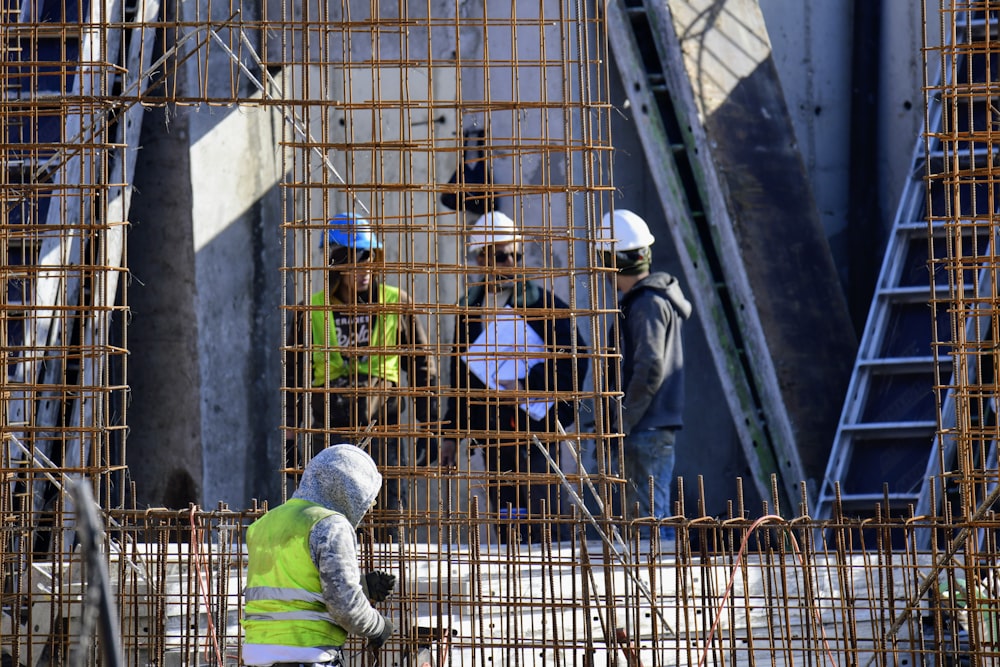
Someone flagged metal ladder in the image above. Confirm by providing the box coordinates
[816,10,998,523]
[603,0,809,512]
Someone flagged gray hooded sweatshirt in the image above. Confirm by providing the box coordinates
[242,445,387,666]
[292,444,388,640]
[615,271,693,434]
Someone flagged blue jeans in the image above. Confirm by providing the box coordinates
[623,429,676,524]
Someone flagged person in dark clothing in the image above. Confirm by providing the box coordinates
[599,209,692,541]
[284,213,439,543]
[440,211,588,544]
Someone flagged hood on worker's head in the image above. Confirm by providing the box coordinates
[293,444,382,527]
[631,272,693,320]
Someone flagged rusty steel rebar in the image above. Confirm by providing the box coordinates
[2,0,1000,666]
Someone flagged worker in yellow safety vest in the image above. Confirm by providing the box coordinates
[284,212,440,543]
[242,444,396,667]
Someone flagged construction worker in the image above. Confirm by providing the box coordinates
[284,212,439,543]
[242,444,396,667]
[440,211,588,543]
[598,209,692,541]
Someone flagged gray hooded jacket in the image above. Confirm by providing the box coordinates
[615,271,693,434]
[292,444,387,639]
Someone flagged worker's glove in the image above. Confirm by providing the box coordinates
[364,570,397,603]
[367,614,395,651]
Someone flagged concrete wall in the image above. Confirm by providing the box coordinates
[127,0,285,509]
[758,1,931,289]
[128,106,206,509]
[188,104,285,509]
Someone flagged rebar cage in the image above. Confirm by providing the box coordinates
[4,0,1000,665]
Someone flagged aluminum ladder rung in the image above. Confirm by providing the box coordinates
[877,285,953,301]
[854,357,939,372]
[832,493,920,506]
[837,422,937,436]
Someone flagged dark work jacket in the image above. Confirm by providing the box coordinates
[612,271,692,435]
[444,280,588,439]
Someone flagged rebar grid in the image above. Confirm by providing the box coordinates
[2,0,130,524]
[3,0,1000,665]
[3,498,998,667]
[271,0,624,556]
[927,1,1000,519]
[921,1,1000,661]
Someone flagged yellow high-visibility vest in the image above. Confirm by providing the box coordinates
[310,284,401,386]
[242,499,348,647]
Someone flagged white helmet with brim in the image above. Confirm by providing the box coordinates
[598,209,656,275]
[467,211,521,252]
[598,209,656,251]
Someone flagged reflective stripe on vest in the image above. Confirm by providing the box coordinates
[310,284,401,386]
[242,499,348,647]
[244,586,325,604]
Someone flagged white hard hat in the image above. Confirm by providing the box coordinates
[598,209,656,251]
[467,211,521,252]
